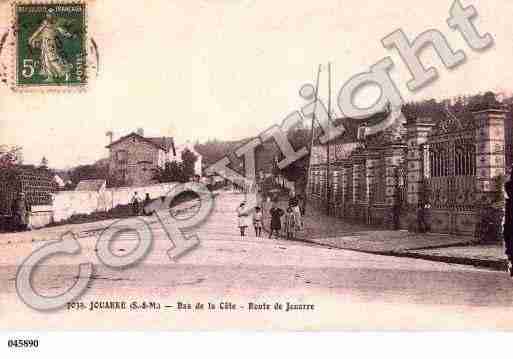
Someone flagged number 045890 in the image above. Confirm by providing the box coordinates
[7,339,39,348]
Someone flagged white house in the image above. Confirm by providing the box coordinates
[54,174,66,188]
[53,173,72,189]
[170,141,202,176]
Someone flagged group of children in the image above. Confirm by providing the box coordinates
[237,199,303,239]
[237,202,263,237]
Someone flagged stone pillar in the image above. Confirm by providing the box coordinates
[331,165,342,217]
[405,118,435,232]
[474,108,507,242]
[343,162,352,218]
[353,156,367,223]
[366,151,380,224]
[349,161,358,220]
[475,109,507,203]
[306,167,314,201]
[383,144,407,228]
[339,165,347,218]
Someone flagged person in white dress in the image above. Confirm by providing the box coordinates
[237,202,250,237]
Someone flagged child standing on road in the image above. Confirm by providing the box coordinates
[237,202,250,237]
[269,202,284,239]
[253,206,263,237]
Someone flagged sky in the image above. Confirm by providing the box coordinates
[1,0,513,168]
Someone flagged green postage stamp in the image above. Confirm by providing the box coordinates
[12,1,87,91]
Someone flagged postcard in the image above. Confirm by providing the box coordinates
[1,0,513,335]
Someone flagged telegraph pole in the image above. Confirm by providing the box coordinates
[303,65,322,216]
[326,62,332,215]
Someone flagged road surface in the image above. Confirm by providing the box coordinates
[1,191,513,330]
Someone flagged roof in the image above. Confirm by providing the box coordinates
[313,110,390,146]
[106,132,176,155]
[75,179,106,192]
[147,137,176,156]
[54,171,71,183]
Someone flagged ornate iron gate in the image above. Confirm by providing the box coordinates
[425,137,477,235]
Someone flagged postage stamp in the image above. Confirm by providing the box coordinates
[11,0,87,91]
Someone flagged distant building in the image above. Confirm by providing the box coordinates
[169,141,202,176]
[106,129,176,187]
[53,174,65,188]
[75,179,106,192]
[53,173,72,189]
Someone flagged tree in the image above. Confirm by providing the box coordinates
[181,148,198,179]
[69,162,109,187]
[194,138,248,168]
[0,146,22,167]
[0,151,16,167]
[153,149,198,184]
[276,127,311,192]
[153,160,188,183]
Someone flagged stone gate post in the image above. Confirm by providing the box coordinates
[405,118,435,232]
[474,108,507,242]
[339,164,347,218]
[366,151,380,225]
[383,144,407,229]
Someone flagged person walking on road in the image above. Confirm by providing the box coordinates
[142,193,152,216]
[131,192,141,216]
[503,180,513,276]
[269,202,284,239]
[237,202,250,237]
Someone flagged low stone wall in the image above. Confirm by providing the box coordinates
[52,182,178,222]
[30,205,53,229]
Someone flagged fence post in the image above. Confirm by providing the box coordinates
[383,144,407,229]
[474,108,507,243]
[405,118,435,232]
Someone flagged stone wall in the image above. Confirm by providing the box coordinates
[52,182,178,222]
[307,108,507,238]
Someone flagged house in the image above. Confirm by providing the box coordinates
[169,140,203,176]
[75,179,106,192]
[309,110,398,167]
[53,174,66,188]
[106,129,176,187]
[53,172,72,189]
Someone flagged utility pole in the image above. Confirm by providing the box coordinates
[303,65,322,216]
[326,62,332,215]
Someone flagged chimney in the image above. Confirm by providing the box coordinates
[105,131,113,145]
[137,128,144,137]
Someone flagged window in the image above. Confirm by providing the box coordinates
[116,150,127,163]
